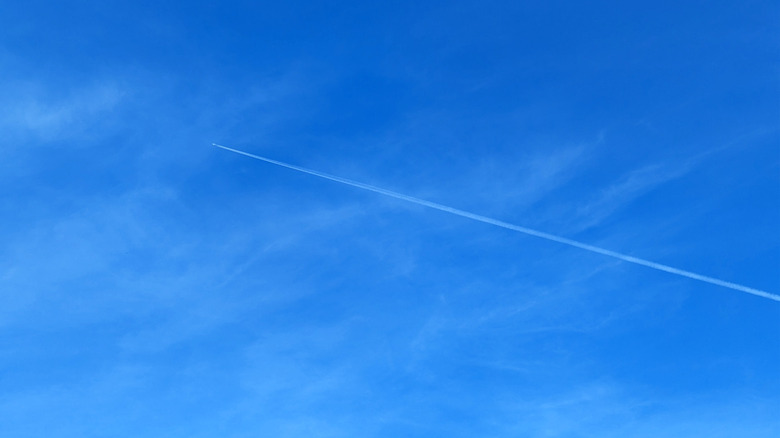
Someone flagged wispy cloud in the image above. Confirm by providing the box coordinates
[570,160,694,232]
[501,384,780,438]
[464,144,588,214]
[0,81,127,142]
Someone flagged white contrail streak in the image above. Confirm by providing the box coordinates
[213,143,780,303]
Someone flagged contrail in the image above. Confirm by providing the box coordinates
[213,143,780,303]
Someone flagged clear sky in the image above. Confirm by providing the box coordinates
[1,1,779,437]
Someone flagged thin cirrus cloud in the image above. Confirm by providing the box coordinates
[568,160,695,233]
[0,81,127,142]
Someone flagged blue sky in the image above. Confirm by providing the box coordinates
[1,1,779,436]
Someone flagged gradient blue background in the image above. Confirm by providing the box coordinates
[1,1,779,436]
